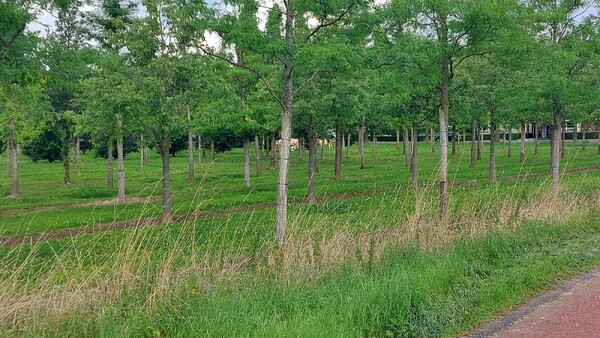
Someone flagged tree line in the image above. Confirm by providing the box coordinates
[1,0,600,246]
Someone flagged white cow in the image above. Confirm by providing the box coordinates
[275,138,300,151]
[317,139,332,150]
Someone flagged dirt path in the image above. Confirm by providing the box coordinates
[1,165,598,247]
[465,266,600,338]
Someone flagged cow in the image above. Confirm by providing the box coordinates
[317,139,332,150]
[275,138,300,151]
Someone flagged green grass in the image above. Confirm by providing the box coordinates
[1,139,600,336]
[0,140,598,236]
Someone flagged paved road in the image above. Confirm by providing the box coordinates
[467,266,600,338]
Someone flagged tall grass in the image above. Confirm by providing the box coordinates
[1,170,600,336]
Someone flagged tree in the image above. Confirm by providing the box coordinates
[405,0,512,220]
[193,0,360,246]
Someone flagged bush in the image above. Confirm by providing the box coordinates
[23,124,65,163]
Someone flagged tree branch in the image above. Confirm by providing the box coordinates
[294,70,319,96]
[304,3,356,43]
[197,44,285,110]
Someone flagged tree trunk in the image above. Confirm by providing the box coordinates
[8,119,18,197]
[411,123,418,189]
[573,125,577,143]
[462,129,466,148]
[425,127,430,143]
[75,138,81,174]
[160,138,171,217]
[64,156,71,184]
[117,117,125,203]
[187,109,194,183]
[489,110,497,182]
[560,123,565,159]
[270,131,276,170]
[255,134,261,177]
[307,122,317,203]
[243,137,251,188]
[582,129,586,151]
[275,23,295,247]
[140,135,145,171]
[359,116,365,170]
[345,133,350,158]
[551,111,561,200]
[439,75,450,221]
[477,127,483,160]
[334,124,342,178]
[198,134,202,166]
[519,122,525,164]
[396,128,400,150]
[403,128,410,166]
[534,124,539,157]
[507,125,512,157]
[371,134,376,158]
[451,124,456,156]
[470,121,476,169]
[210,138,215,162]
[107,141,114,189]
[6,141,10,178]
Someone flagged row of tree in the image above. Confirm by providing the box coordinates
[1,0,599,246]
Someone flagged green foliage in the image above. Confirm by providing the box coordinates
[23,122,64,163]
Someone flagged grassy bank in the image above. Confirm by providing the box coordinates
[1,171,600,336]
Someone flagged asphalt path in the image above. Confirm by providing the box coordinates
[466,266,600,338]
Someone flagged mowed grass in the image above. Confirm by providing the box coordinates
[0,139,598,236]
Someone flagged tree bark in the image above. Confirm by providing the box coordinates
[198,135,202,166]
[462,129,466,148]
[160,137,171,217]
[451,124,456,156]
[560,123,565,159]
[107,141,114,189]
[439,74,450,221]
[519,122,525,164]
[75,138,81,174]
[372,134,376,158]
[573,125,577,143]
[275,14,295,246]
[489,110,497,182]
[117,117,125,203]
[334,123,342,178]
[396,128,400,150]
[359,116,365,170]
[551,111,561,200]
[140,135,145,171]
[477,127,483,160]
[470,120,476,169]
[582,128,586,151]
[403,128,410,166]
[307,121,317,203]
[8,119,18,197]
[255,134,261,177]
[188,110,194,183]
[346,133,350,158]
[243,137,251,188]
[411,123,418,189]
[6,141,10,178]
[210,138,215,162]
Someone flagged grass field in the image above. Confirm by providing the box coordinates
[1,139,600,336]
